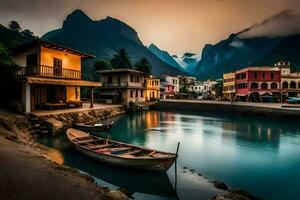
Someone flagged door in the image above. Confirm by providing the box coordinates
[53,58,62,77]
[26,53,38,75]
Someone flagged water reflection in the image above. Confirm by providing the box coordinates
[39,111,300,200]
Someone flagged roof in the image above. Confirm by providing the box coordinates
[24,77,101,87]
[97,68,145,74]
[11,39,95,58]
[236,66,280,73]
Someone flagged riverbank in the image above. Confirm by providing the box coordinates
[0,109,128,200]
[153,99,300,120]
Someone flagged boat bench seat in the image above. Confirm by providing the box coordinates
[76,138,95,144]
[120,149,142,157]
[90,144,113,150]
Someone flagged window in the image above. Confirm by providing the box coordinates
[130,90,133,98]
[130,75,134,82]
[141,90,144,97]
[271,82,277,89]
[290,81,296,89]
[26,53,38,66]
[282,81,288,89]
[262,73,265,79]
[271,73,274,79]
[254,72,257,79]
[251,82,258,89]
[136,90,138,98]
[261,83,268,89]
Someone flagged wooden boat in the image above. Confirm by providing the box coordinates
[74,121,114,131]
[66,128,177,172]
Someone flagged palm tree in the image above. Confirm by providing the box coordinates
[93,60,111,71]
[110,48,132,69]
[135,57,152,76]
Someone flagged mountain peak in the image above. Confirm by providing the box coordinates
[63,9,92,29]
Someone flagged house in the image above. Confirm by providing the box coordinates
[191,81,204,94]
[223,72,236,101]
[235,67,281,102]
[12,40,100,113]
[97,68,146,105]
[160,75,179,99]
[178,75,196,92]
[145,76,160,101]
[275,61,300,98]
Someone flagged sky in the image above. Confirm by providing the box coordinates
[0,0,299,55]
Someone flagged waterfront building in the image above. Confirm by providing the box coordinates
[223,72,236,101]
[275,61,300,98]
[235,67,281,102]
[97,68,146,105]
[12,40,100,113]
[191,81,204,94]
[145,76,160,101]
[203,80,217,96]
[178,75,196,92]
[160,75,179,99]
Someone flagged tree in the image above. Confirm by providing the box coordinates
[135,57,152,76]
[22,29,34,37]
[8,21,21,32]
[110,48,132,69]
[179,84,189,93]
[213,80,223,99]
[93,60,111,71]
[0,43,18,80]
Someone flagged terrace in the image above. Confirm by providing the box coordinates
[16,65,81,80]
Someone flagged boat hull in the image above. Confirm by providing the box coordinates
[74,145,175,172]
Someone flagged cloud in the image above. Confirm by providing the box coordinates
[229,40,244,48]
[238,9,300,38]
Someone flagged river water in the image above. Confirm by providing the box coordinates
[39,111,300,200]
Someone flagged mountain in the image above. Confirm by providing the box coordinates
[173,52,200,73]
[194,10,300,80]
[148,43,182,70]
[42,9,186,80]
[0,24,36,49]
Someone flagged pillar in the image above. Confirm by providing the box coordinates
[22,82,31,113]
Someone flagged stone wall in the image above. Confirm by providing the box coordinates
[32,106,126,136]
[153,101,300,120]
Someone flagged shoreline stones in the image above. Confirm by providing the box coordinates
[33,107,126,136]
[212,190,262,200]
[211,180,229,190]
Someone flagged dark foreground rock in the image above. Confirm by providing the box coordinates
[212,190,262,200]
[211,180,229,190]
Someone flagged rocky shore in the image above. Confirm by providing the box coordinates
[0,109,128,200]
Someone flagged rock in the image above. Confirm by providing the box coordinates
[118,188,134,198]
[81,173,95,183]
[231,190,262,200]
[212,190,261,200]
[211,180,228,190]
[45,118,64,136]
[103,190,129,200]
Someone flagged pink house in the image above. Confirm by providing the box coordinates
[235,67,281,102]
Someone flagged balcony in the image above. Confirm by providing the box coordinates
[17,65,81,80]
[102,82,145,88]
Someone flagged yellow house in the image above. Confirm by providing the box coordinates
[145,76,160,101]
[12,40,100,113]
[223,72,236,101]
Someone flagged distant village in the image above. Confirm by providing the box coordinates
[2,38,300,114]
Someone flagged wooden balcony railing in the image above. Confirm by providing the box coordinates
[102,82,145,87]
[16,65,81,79]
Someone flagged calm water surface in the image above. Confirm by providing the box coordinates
[39,111,300,200]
